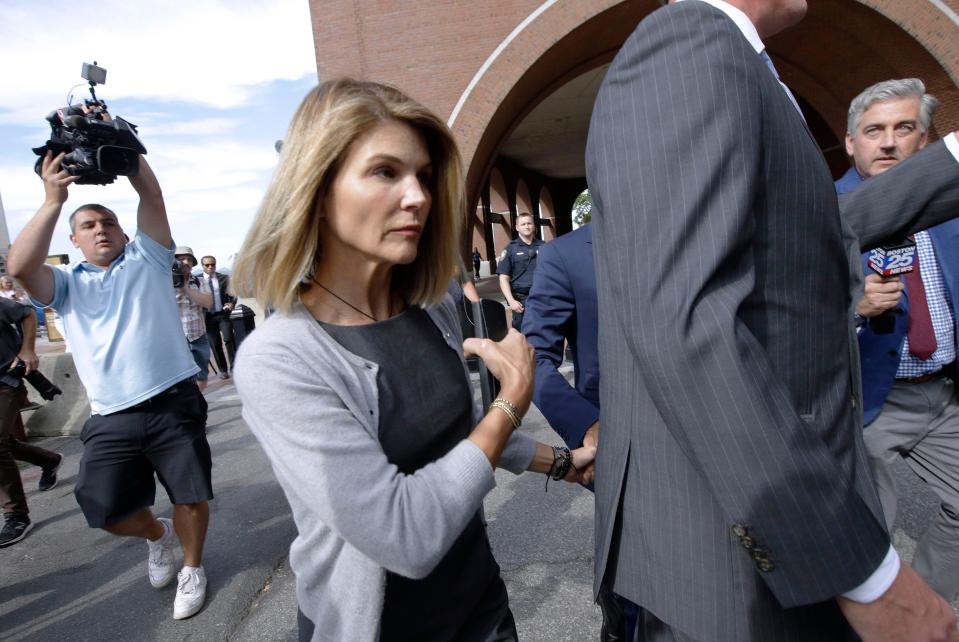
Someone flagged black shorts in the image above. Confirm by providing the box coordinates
[74,380,213,528]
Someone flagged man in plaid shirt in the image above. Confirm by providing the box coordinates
[174,247,213,391]
[837,78,959,602]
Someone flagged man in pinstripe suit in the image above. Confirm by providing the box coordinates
[586,1,959,640]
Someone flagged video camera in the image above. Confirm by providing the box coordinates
[32,62,147,186]
[172,254,202,289]
[0,361,63,402]
[172,262,187,289]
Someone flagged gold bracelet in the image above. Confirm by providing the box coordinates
[494,397,521,419]
[490,398,521,429]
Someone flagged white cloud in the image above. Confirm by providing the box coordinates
[0,0,317,126]
[143,117,242,138]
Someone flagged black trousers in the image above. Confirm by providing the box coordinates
[74,381,212,528]
[205,311,235,373]
[510,290,529,332]
[0,385,59,519]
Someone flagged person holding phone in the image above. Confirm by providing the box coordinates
[232,78,595,642]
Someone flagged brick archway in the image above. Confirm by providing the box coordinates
[538,187,556,241]
[488,168,512,255]
[446,0,651,211]
[769,1,959,142]
[445,0,959,209]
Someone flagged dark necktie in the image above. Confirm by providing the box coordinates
[904,246,937,360]
[759,50,805,122]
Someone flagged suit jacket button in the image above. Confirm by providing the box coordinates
[732,524,748,538]
[758,560,775,572]
[740,536,755,550]
[750,547,770,561]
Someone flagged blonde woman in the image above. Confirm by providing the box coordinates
[233,79,595,642]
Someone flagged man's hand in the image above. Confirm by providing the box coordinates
[565,445,597,485]
[583,421,600,450]
[223,301,235,312]
[13,349,39,376]
[857,274,904,318]
[78,103,112,121]
[838,563,959,642]
[40,152,78,207]
[8,160,70,305]
[578,423,599,485]
[498,274,523,314]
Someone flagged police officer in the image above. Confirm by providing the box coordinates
[499,212,545,330]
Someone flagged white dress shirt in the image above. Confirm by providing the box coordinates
[206,274,222,312]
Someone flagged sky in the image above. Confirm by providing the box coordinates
[0,0,319,268]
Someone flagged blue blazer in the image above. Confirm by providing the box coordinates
[837,166,959,424]
[522,225,599,449]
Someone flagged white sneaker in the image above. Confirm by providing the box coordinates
[147,518,175,588]
[173,566,207,620]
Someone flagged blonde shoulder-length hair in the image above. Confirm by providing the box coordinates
[233,78,464,314]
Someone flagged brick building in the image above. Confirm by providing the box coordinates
[309,0,959,261]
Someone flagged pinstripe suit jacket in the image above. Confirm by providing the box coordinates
[585,3,959,640]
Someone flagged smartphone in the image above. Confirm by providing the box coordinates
[469,299,508,407]
[81,62,107,85]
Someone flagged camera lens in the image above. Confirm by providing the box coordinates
[98,146,139,175]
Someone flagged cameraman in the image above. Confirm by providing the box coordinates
[174,247,213,391]
[8,147,213,621]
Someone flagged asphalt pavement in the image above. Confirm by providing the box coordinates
[2,371,601,642]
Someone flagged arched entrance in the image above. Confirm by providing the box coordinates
[309,0,959,250]
[448,0,959,234]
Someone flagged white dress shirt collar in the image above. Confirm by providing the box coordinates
[674,0,765,53]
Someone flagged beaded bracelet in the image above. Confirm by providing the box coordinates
[545,446,578,491]
[489,398,521,429]
[551,446,572,480]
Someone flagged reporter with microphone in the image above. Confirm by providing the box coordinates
[837,78,959,605]
[856,241,912,333]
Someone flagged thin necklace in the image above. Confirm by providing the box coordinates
[310,276,379,322]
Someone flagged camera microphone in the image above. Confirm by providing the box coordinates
[866,239,916,334]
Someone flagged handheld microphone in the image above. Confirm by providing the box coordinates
[866,239,916,334]
[867,239,916,276]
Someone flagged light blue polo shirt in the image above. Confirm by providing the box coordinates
[35,231,199,415]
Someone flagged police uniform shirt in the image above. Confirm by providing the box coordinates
[503,237,545,292]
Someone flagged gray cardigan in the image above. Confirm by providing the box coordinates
[234,296,536,642]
